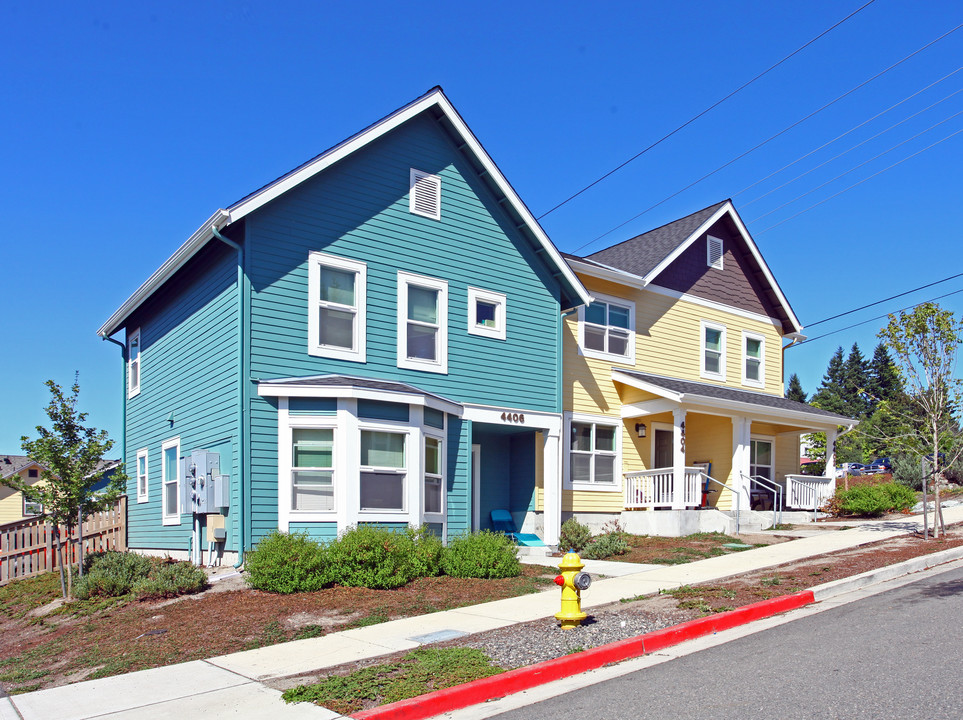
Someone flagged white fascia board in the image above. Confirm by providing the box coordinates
[256,381,463,416]
[620,398,680,418]
[644,283,782,329]
[566,258,647,289]
[611,370,683,402]
[641,202,731,285]
[97,209,231,337]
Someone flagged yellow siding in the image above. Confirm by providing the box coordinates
[0,491,25,524]
[775,432,801,484]
[537,487,625,513]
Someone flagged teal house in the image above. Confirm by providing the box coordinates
[98,88,591,562]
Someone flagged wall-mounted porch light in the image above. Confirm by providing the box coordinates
[635,422,646,438]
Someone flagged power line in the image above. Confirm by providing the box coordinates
[572,22,963,254]
[535,0,879,221]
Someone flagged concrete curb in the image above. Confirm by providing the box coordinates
[350,591,816,720]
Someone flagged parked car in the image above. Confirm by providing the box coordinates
[864,457,893,473]
[836,463,864,478]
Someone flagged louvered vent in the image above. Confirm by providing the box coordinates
[410,169,441,220]
[707,235,723,269]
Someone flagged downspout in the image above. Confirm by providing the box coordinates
[102,336,127,465]
[210,226,246,569]
[781,332,805,388]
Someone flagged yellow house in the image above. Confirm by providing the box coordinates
[559,200,854,535]
[0,455,46,524]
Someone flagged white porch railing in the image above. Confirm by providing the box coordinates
[785,474,835,513]
[624,467,702,509]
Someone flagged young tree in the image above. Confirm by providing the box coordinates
[786,373,807,403]
[2,378,125,597]
[878,303,963,539]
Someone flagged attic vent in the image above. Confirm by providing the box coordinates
[410,169,441,220]
[707,235,723,270]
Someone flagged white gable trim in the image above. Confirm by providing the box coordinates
[98,88,590,338]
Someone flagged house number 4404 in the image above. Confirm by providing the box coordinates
[501,412,525,423]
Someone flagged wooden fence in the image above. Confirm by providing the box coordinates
[0,496,127,586]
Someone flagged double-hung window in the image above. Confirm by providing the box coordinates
[397,272,448,373]
[292,428,334,512]
[743,332,765,387]
[701,321,726,381]
[360,430,407,511]
[569,419,618,487]
[308,252,366,362]
[136,448,149,503]
[128,328,141,398]
[579,295,634,363]
[161,438,180,525]
[424,436,443,514]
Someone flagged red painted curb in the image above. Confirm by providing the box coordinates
[351,589,816,720]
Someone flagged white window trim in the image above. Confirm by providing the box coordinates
[359,423,411,515]
[136,448,149,503]
[563,412,622,492]
[422,430,446,518]
[397,271,448,374]
[289,422,338,520]
[742,331,766,389]
[577,292,636,365]
[161,437,180,526]
[409,168,441,220]
[128,328,141,398]
[700,320,727,381]
[707,235,724,270]
[466,287,507,341]
[23,496,43,516]
[307,251,367,362]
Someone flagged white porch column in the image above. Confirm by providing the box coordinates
[825,426,837,479]
[671,408,687,510]
[542,429,562,546]
[731,416,751,508]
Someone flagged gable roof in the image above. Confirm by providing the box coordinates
[99,87,591,337]
[1,455,44,480]
[569,200,802,335]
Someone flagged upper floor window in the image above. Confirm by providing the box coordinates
[701,321,726,381]
[743,332,765,388]
[308,252,367,362]
[410,168,441,220]
[128,328,141,398]
[467,287,507,340]
[707,235,723,270]
[397,272,448,373]
[579,294,635,364]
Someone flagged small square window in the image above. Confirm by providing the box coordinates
[27,468,38,478]
[467,287,507,340]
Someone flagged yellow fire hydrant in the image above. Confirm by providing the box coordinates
[554,551,592,629]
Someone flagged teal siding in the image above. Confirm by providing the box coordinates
[446,417,470,539]
[124,240,240,552]
[288,522,338,542]
[249,395,280,546]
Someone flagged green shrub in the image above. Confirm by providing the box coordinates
[328,525,419,589]
[245,530,331,593]
[441,531,519,579]
[559,518,592,553]
[133,559,207,600]
[405,525,443,578]
[893,455,924,490]
[832,482,916,517]
[74,551,154,600]
[582,532,629,560]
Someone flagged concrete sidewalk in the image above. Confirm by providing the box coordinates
[5,506,962,720]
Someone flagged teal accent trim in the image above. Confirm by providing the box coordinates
[424,407,445,429]
[289,397,337,415]
[288,522,338,542]
[357,399,409,422]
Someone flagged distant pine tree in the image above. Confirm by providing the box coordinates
[786,373,807,403]
[867,342,904,408]
[843,342,871,418]
[810,346,848,415]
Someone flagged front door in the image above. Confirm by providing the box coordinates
[654,429,673,468]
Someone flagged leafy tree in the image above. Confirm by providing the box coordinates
[786,373,807,403]
[877,303,963,539]
[2,378,126,597]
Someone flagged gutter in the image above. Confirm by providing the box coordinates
[102,336,127,466]
[210,226,246,570]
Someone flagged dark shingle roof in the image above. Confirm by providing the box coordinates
[614,369,854,423]
[1,455,41,480]
[582,201,729,276]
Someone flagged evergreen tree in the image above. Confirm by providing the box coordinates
[843,342,871,418]
[810,346,848,415]
[786,373,807,403]
[867,342,903,408]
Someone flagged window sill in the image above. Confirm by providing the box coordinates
[162,515,180,526]
[308,345,366,363]
[397,358,448,374]
[579,347,635,365]
[566,482,621,492]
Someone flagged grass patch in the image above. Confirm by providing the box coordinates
[0,572,62,618]
[282,647,506,714]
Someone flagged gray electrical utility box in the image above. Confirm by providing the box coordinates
[179,450,220,514]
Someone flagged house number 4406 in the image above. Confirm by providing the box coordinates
[501,412,525,423]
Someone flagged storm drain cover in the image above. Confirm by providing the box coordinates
[408,629,469,644]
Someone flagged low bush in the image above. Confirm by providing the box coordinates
[328,525,420,590]
[245,530,331,593]
[829,482,916,517]
[893,455,924,491]
[441,530,519,579]
[405,525,444,578]
[559,517,592,553]
[74,551,206,600]
[133,559,207,600]
[582,532,629,560]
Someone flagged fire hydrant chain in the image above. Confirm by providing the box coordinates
[554,551,592,629]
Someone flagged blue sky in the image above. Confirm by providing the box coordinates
[2,0,961,450]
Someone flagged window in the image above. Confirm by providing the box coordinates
[161,438,180,525]
[424,436,443,514]
[128,328,141,398]
[27,468,38,478]
[743,332,765,387]
[136,448,149,503]
[750,438,773,480]
[360,430,407,511]
[569,419,618,486]
[579,295,635,363]
[467,287,507,340]
[308,252,367,361]
[701,321,726,380]
[409,168,441,220]
[292,428,334,512]
[707,236,723,270]
[23,497,42,516]
[397,272,448,373]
